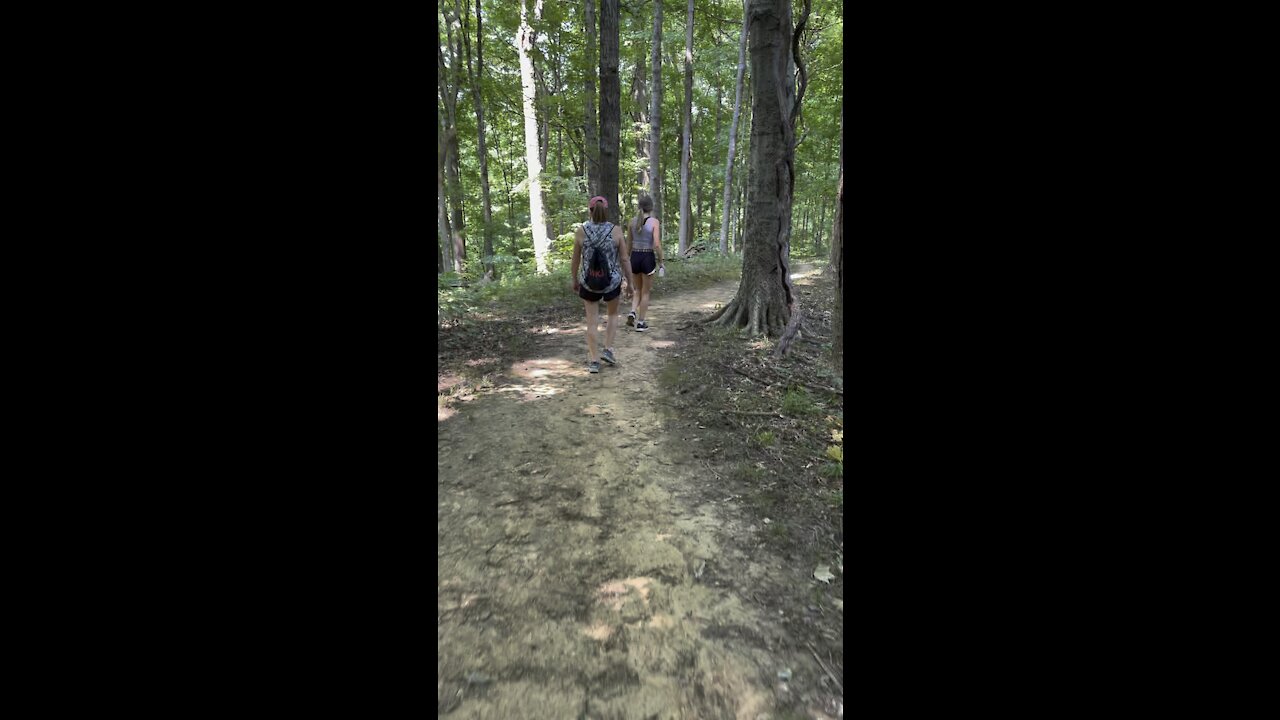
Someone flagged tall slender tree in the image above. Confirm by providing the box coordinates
[631,45,650,193]
[460,0,494,277]
[518,0,552,273]
[441,7,466,272]
[677,0,694,254]
[584,0,599,196]
[831,172,843,376]
[438,95,452,273]
[649,0,663,220]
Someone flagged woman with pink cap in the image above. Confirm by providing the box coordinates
[572,196,633,373]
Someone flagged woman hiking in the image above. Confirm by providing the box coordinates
[572,196,633,373]
[624,193,665,332]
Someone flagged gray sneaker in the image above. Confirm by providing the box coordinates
[626,311,636,327]
[587,361,601,373]
[600,348,616,365]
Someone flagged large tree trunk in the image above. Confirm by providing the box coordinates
[677,0,694,255]
[584,0,599,197]
[599,0,621,225]
[832,171,843,377]
[649,1,663,220]
[461,0,494,277]
[442,7,466,272]
[708,0,809,336]
[518,0,551,273]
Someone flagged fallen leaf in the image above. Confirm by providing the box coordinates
[830,429,843,443]
[825,446,843,462]
[814,565,834,583]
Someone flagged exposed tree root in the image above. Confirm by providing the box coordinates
[773,304,803,357]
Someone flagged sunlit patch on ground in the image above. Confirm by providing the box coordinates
[438,406,456,422]
[649,340,676,349]
[510,357,575,380]
[492,383,563,402]
[645,613,675,629]
[597,577,653,611]
[465,357,500,367]
[438,373,464,392]
[582,622,614,641]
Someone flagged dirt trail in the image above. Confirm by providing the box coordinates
[439,269,825,719]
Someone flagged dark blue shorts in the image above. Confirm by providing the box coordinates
[579,284,621,302]
[631,251,657,275]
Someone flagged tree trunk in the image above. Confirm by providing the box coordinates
[442,7,466,272]
[555,49,564,241]
[649,0,663,220]
[815,200,826,255]
[492,122,518,257]
[631,48,650,194]
[584,0,599,197]
[710,85,722,245]
[518,0,551,273]
[832,172,843,377]
[707,0,808,336]
[438,96,453,273]
[831,107,842,270]
[599,0,621,225]
[461,0,494,276]
[677,0,694,255]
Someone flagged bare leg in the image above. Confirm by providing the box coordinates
[584,299,598,362]
[639,283,652,321]
[630,273,643,316]
[632,273,646,319]
[605,297,620,349]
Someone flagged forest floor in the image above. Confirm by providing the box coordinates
[438,261,843,720]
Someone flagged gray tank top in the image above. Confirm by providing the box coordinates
[630,216,656,251]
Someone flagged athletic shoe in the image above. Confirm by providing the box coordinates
[587,361,600,373]
[600,348,616,365]
[635,320,649,332]
[626,311,636,327]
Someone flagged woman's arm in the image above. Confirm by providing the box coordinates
[652,221,664,267]
[615,226,633,280]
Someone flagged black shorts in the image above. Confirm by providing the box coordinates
[579,284,621,302]
[631,251,657,275]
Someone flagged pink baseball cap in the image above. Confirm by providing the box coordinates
[589,196,608,209]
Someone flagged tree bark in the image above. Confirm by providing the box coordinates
[649,0,663,220]
[707,0,808,336]
[461,0,494,276]
[438,93,453,273]
[832,171,843,377]
[709,85,722,244]
[631,47,650,194]
[584,0,599,197]
[599,0,622,225]
[442,7,466,272]
[833,106,842,268]
[677,0,694,255]
[518,0,551,273]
